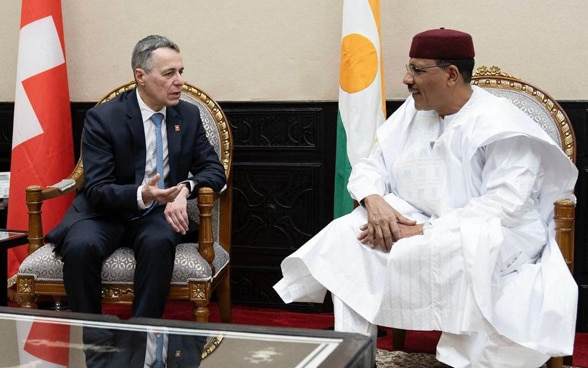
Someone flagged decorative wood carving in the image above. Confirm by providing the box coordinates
[2,100,588,320]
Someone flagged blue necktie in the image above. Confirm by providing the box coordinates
[151,113,165,188]
[153,333,165,368]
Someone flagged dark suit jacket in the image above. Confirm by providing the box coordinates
[87,329,206,368]
[47,89,226,246]
[118,331,206,368]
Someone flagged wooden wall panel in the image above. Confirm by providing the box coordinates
[1,100,588,324]
[561,102,588,332]
[222,103,337,312]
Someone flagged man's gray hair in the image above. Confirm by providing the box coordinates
[131,35,180,73]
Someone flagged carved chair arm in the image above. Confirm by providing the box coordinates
[196,187,219,275]
[25,159,84,255]
[554,198,575,273]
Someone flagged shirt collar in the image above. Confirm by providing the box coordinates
[136,90,166,123]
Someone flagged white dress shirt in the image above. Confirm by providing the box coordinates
[136,92,168,209]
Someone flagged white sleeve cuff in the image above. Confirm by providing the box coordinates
[137,185,149,210]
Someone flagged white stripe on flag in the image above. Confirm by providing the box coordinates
[338,0,385,166]
[16,319,68,367]
[13,16,65,148]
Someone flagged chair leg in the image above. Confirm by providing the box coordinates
[216,271,232,323]
[16,277,38,309]
[546,357,563,368]
[190,282,211,322]
[192,300,210,323]
[392,328,406,351]
[52,296,69,311]
[17,295,38,309]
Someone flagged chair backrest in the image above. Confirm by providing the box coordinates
[97,81,233,248]
[471,66,576,275]
[471,65,575,163]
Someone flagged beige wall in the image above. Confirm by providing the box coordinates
[1,1,587,102]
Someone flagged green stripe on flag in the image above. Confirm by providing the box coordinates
[334,110,354,218]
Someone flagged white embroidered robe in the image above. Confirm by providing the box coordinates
[274,87,578,367]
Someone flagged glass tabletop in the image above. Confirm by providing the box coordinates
[0,230,27,242]
[0,306,372,367]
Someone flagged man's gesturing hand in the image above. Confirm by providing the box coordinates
[142,174,190,234]
[142,174,183,205]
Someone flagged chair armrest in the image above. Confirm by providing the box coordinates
[196,187,219,274]
[25,159,84,254]
[554,198,575,273]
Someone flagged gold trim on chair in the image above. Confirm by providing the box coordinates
[201,335,224,360]
[472,65,575,161]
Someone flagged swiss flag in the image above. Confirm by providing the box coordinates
[17,319,71,367]
[7,0,75,280]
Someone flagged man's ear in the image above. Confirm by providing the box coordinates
[446,65,460,86]
[135,68,145,86]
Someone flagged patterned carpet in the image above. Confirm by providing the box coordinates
[376,350,449,367]
[374,350,580,368]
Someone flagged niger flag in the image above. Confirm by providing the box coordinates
[8,0,74,283]
[334,0,386,218]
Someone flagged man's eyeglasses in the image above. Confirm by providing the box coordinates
[405,63,451,76]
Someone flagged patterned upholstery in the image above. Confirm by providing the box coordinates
[470,65,575,162]
[17,82,230,297]
[18,242,229,284]
[483,88,562,147]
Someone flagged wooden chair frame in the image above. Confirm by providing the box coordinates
[16,81,233,323]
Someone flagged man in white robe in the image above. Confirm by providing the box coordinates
[274,28,578,367]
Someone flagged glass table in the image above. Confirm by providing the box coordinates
[0,306,373,367]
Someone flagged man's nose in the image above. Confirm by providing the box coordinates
[402,72,414,86]
[174,72,184,85]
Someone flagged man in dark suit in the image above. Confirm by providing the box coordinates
[85,326,207,368]
[46,34,226,319]
[116,331,207,368]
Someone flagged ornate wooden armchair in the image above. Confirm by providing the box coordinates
[15,81,233,323]
[392,66,576,368]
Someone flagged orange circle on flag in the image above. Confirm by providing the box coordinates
[340,33,378,93]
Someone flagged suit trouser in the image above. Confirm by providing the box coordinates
[58,206,180,318]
